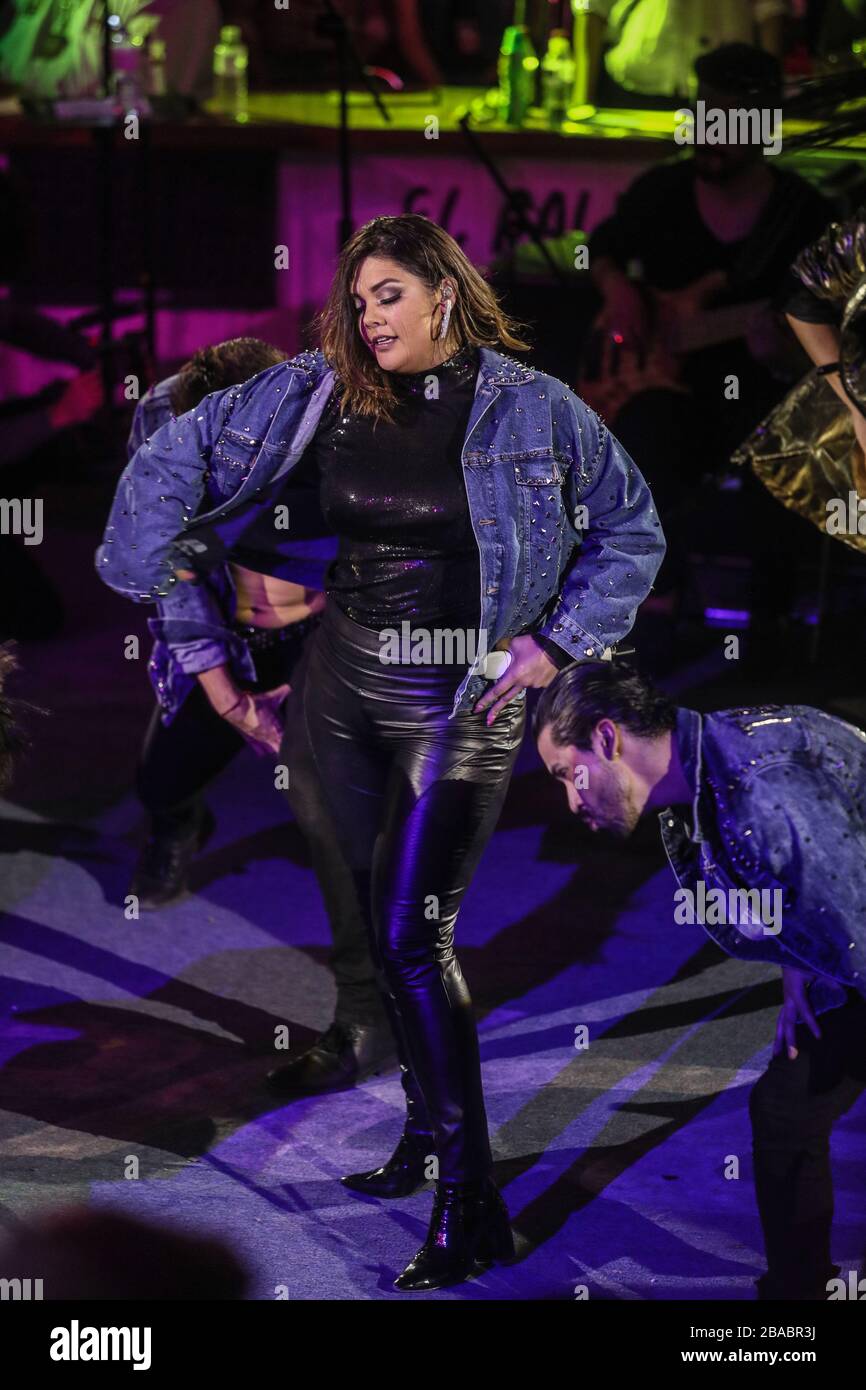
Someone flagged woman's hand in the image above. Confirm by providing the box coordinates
[221,684,291,757]
[473,635,560,725]
[773,965,821,1062]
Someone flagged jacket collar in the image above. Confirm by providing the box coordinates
[476,345,536,387]
[671,705,706,843]
[311,345,535,391]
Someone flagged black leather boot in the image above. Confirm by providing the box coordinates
[129,807,216,910]
[341,1008,436,1197]
[265,1020,395,1095]
[341,1121,435,1198]
[394,1177,514,1291]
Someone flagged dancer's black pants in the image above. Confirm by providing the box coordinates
[136,615,384,1028]
[299,598,526,1182]
[749,989,866,1299]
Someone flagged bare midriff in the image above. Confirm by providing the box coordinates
[230,563,327,628]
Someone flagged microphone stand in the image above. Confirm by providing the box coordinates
[457,111,570,287]
[315,0,394,251]
[96,2,119,448]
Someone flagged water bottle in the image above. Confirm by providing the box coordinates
[212,25,248,123]
[541,29,575,127]
[111,22,145,114]
[498,1,537,127]
[146,37,167,99]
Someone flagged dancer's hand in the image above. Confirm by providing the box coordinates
[473,635,558,725]
[221,684,291,756]
[773,966,821,1061]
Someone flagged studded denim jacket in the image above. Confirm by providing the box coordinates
[659,704,866,1013]
[97,345,665,722]
[118,372,337,722]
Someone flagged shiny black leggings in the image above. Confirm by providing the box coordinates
[302,599,526,1181]
[137,617,385,1028]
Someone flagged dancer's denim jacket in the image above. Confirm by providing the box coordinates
[119,369,339,723]
[660,703,866,1015]
[97,346,665,723]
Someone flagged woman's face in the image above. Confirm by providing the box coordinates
[351,255,456,374]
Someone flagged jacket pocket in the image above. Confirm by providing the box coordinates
[212,426,264,492]
[503,451,566,611]
[504,449,566,487]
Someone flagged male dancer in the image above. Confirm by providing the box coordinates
[533,659,866,1300]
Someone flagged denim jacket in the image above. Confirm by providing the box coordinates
[660,703,866,1013]
[120,370,338,722]
[97,346,665,721]
[127,372,180,458]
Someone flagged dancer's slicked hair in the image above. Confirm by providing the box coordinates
[532,659,678,751]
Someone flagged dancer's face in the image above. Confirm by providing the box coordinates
[351,256,457,374]
[536,720,646,839]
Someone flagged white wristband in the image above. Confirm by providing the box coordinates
[483,650,513,679]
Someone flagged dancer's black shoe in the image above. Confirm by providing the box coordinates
[341,1129,435,1198]
[265,1020,395,1095]
[394,1177,514,1291]
[128,807,216,910]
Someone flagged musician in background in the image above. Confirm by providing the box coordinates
[574,0,790,109]
[584,43,834,618]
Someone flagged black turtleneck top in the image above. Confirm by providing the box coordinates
[235,342,483,630]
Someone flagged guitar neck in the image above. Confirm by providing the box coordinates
[671,298,770,354]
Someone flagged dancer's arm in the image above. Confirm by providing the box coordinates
[151,575,287,753]
[785,207,866,454]
[197,665,289,756]
[96,356,317,602]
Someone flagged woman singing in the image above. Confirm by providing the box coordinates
[97,214,665,1290]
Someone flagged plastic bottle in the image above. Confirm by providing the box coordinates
[212,25,248,123]
[541,29,575,126]
[146,38,167,99]
[498,1,538,127]
[111,22,145,114]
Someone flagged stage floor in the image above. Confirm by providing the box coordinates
[1,491,864,1300]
